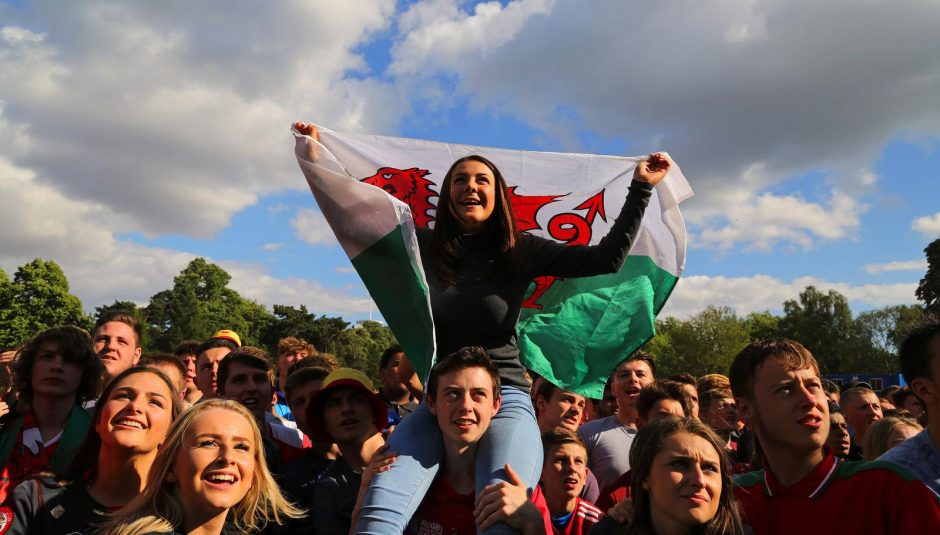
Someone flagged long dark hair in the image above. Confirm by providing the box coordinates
[627,416,745,535]
[432,155,520,284]
[57,366,183,486]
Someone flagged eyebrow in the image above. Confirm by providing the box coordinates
[193,433,253,443]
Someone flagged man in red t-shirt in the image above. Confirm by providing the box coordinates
[539,427,603,534]
[729,338,940,534]
[406,347,550,535]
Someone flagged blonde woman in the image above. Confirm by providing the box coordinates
[862,416,923,461]
[99,399,303,535]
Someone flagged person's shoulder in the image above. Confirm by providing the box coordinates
[732,468,766,490]
[578,416,619,435]
[835,459,924,484]
[575,497,604,520]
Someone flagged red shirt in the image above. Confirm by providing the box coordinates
[550,497,603,535]
[595,470,632,512]
[407,475,553,534]
[734,453,940,534]
[0,413,61,504]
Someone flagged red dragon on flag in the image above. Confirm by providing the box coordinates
[361,167,609,310]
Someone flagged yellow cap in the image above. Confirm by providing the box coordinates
[211,329,242,347]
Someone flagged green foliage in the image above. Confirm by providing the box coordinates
[325,320,398,383]
[646,307,751,377]
[917,238,940,314]
[260,305,350,354]
[144,258,275,351]
[0,259,90,347]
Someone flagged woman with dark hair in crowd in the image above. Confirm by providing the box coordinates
[594,416,745,535]
[0,326,102,504]
[294,122,670,533]
[6,366,181,533]
[99,398,302,535]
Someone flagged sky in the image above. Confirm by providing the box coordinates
[1,0,938,324]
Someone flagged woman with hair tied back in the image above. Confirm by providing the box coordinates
[7,366,182,535]
[294,122,670,534]
[99,398,303,535]
[594,416,745,535]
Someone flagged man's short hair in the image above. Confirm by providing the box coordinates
[174,340,200,357]
[541,426,587,457]
[699,387,734,413]
[840,386,876,406]
[898,312,940,384]
[217,346,274,394]
[668,372,696,387]
[892,387,918,409]
[94,311,142,347]
[277,336,316,357]
[697,374,731,394]
[195,337,239,360]
[637,380,691,422]
[427,346,500,402]
[617,350,656,377]
[379,345,404,370]
[139,353,187,392]
[822,378,840,396]
[284,366,332,401]
[729,338,820,400]
[12,326,102,404]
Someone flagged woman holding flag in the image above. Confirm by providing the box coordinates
[294,122,670,534]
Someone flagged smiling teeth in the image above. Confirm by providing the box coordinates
[207,474,235,483]
[118,420,143,429]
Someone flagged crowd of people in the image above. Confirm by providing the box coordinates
[1,138,939,534]
[1,314,939,534]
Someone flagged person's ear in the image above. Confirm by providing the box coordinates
[427,394,437,415]
[535,394,547,413]
[642,478,649,490]
[911,378,937,407]
[493,395,501,415]
[133,347,142,363]
[736,396,755,427]
[165,467,177,483]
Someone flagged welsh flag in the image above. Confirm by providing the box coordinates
[293,126,691,398]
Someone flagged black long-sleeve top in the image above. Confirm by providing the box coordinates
[416,180,654,389]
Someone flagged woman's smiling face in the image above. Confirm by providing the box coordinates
[169,407,256,520]
[448,159,497,233]
[96,371,174,454]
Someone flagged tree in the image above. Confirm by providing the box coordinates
[145,258,275,351]
[259,305,349,354]
[855,304,924,372]
[0,259,90,346]
[327,320,397,383]
[777,286,877,373]
[916,238,940,314]
[646,307,751,377]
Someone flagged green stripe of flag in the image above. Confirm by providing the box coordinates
[519,256,679,398]
[351,226,436,382]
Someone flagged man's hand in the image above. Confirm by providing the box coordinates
[474,464,546,534]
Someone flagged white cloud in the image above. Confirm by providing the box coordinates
[912,212,940,237]
[222,261,374,316]
[0,1,402,239]
[692,190,865,251]
[660,274,918,319]
[290,209,338,247]
[261,243,283,252]
[863,259,928,275]
[389,0,940,249]
[335,266,357,274]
